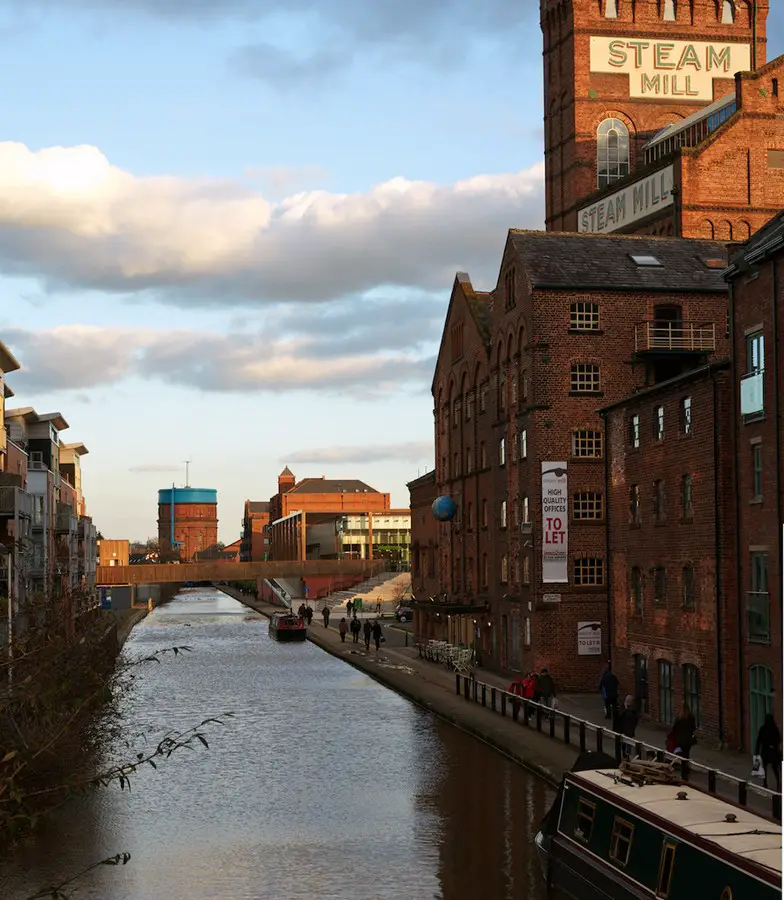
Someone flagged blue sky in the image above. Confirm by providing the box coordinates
[0,0,780,542]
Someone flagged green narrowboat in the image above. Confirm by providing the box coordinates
[535,757,781,900]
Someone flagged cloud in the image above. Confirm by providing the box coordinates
[232,42,349,87]
[3,322,436,396]
[244,164,331,197]
[128,464,182,473]
[285,441,432,464]
[0,141,543,306]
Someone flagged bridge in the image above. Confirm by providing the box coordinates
[96,558,383,586]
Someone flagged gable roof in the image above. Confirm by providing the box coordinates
[508,231,729,294]
[431,272,492,394]
[279,466,294,477]
[290,477,380,495]
[725,210,784,276]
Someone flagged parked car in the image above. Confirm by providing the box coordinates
[395,604,414,623]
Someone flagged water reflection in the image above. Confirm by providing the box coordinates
[1,588,554,899]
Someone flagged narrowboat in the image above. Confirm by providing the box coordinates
[535,754,781,900]
[268,612,307,642]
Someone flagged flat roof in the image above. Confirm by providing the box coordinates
[5,407,69,431]
[0,340,20,375]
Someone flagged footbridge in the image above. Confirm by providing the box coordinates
[97,559,383,586]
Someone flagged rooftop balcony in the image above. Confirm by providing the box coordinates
[740,370,764,418]
[0,486,32,519]
[634,321,716,354]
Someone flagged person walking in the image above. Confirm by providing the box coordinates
[755,713,782,792]
[600,663,620,721]
[508,675,525,718]
[615,696,638,759]
[322,604,330,629]
[363,619,372,651]
[339,617,348,643]
[350,615,361,644]
[376,598,382,615]
[372,620,383,652]
[346,599,354,618]
[297,603,307,620]
[667,702,697,759]
[305,605,313,626]
[536,668,556,712]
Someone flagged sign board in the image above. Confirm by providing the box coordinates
[578,165,673,235]
[541,462,568,584]
[542,593,562,604]
[578,621,602,656]
[589,38,751,101]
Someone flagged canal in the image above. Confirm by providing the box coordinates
[2,588,556,899]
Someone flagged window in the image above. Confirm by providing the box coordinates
[657,843,677,898]
[521,429,528,459]
[574,491,603,520]
[681,397,692,435]
[572,430,603,458]
[658,660,674,724]
[682,565,695,609]
[511,376,518,405]
[453,399,460,426]
[522,495,530,524]
[749,665,775,750]
[747,331,764,374]
[721,0,734,23]
[524,616,531,645]
[570,302,600,331]
[451,322,464,361]
[653,480,666,522]
[499,438,506,466]
[683,665,701,728]
[609,818,634,867]
[654,406,665,440]
[663,0,676,21]
[574,798,596,842]
[522,556,530,584]
[773,78,779,98]
[574,557,605,586]
[631,566,643,614]
[752,443,763,498]
[466,447,473,474]
[629,485,641,525]
[466,393,474,420]
[504,267,516,310]
[748,551,770,642]
[481,499,488,528]
[522,371,530,401]
[681,474,693,519]
[501,554,508,583]
[480,383,488,412]
[605,0,618,18]
[571,363,601,393]
[33,495,44,525]
[597,118,630,190]
[654,567,667,605]
[629,414,640,448]
[453,452,460,478]
[500,500,507,529]
[480,443,487,469]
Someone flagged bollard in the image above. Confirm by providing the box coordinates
[681,760,690,781]
[536,706,543,733]
[579,722,586,752]
[563,715,570,745]
[614,733,622,764]
[482,684,487,707]
[464,677,470,700]
[549,710,556,738]
[708,769,717,795]
[596,729,603,755]
[405,631,409,648]
[512,700,519,722]
[738,780,748,808]
[455,672,461,695]
[473,679,478,702]
[523,700,530,726]
[491,688,497,711]
[501,693,507,717]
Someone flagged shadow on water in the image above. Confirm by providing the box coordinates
[1,588,556,900]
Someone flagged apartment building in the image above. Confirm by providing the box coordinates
[240,500,271,562]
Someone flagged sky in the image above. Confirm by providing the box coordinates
[0,1,780,542]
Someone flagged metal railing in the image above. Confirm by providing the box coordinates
[453,673,781,823]
[55,505,78,534]
[634,321,716,353]
[746,591,771,644]
[740,370,764,417]
[0,486,32,518]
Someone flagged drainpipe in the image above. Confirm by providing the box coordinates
[712,370,726,745]
[171,482,176,558]
[602,412,613,669]
[751,1,758,71]
[773,258,782,688]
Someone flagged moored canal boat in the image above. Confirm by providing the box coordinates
[535,756,781,900]
[269,612,307,642]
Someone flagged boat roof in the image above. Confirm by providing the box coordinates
[571,769,782,877]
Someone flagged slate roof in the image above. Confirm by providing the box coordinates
[508,231,729,293]
[290,478,380,494]
[726,210,784,273]
[279,466,294,477]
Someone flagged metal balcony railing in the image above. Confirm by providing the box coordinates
[55,505,79,534]
[634,321,716,353]
[740,370,764,417]
[0,486,32,519]
[746,591,771,643]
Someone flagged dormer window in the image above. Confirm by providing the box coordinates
[605,0,618,17]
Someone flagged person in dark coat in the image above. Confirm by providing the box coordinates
[338,618,348,643]
[600,664,619,720]
[363,619,372,651]
[536,669,556,710]
[346,599,354,618]
[297,603,306,619]
[372,620,383,652]
[755,713,782,792]
[668,702,697,759]
[322,605,330,628]
[304,606,313,626]
[350,615,361,643]
[614,695,638,759]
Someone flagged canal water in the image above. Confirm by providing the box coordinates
[1,588,555,900]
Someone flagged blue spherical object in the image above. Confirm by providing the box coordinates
[432,495,457,522]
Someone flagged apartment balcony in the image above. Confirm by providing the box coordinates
[0,486,32,519]
[746,591,771,644]
[740,370,764,418]
[633,321,716,354]
[55,504,79,535]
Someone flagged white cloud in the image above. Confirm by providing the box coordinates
[285,441,432,464]
[0,141,544,306]
[3,323,435,396]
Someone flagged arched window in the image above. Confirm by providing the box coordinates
[749,665,775,748]
[722,0,735,22]
[597,118,630,189]
[664,0,676,19]
[605,0,618,17]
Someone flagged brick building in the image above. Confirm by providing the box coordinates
[601,362,738,745]
[407,470,442,636]
[726,209,783,750]
[240,500,270,562]
[542,0,783,239]
[157,487,219,562]
[426,231,730,687]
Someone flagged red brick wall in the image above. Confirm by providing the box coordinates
[408,471,440,638]
[730,242,783,750]
[605,364,739,744]
[158,502,218,561]
[280,490,391,516]
[541,0,769,231]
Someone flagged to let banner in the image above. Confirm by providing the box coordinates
[541,462,568,584]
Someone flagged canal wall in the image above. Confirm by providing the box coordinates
[217,585,577,787]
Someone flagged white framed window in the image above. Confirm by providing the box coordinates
[570,302,600,331]
[654,406,665,441]
[500,500,507,529]
[597,118,630,189]
[522,495,530,524]
[521,429,528,459]
[499,438,506,466]
[501,554,508,583]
